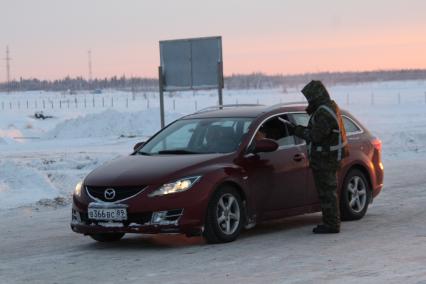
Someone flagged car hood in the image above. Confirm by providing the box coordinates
[84,153,227,187]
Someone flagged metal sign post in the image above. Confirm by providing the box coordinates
[158,66,165,128]
[217,61,224,106]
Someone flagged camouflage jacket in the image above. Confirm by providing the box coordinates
[294,100,348,170]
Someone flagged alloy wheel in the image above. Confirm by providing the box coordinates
[347,176,367,213]
[216,193,241,235]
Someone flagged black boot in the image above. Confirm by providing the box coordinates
[312,224,340,234]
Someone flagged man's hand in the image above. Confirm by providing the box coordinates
[278,117,296,133]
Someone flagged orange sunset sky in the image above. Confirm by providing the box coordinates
[1,0,426,81]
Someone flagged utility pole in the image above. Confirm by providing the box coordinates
[5,45,11,93]
[88,49,92,82]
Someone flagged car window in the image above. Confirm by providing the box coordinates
[343,116,362,133]
[289,112,362,138]
[241,121,251,133]
[254,115,295,147]
[288,113,310,145]
[291,113,310,127]
[140,118,253,155]
[150,122,197,153]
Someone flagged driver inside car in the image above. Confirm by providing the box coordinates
[255,117,294,147]
[205,125,237,153]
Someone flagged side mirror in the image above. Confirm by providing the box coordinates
[253,139,278,153]
[133,141,145,152]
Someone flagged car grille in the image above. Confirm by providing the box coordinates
[85,186,146,202]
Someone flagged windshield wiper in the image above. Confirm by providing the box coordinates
[135,151,151,156]
[158,149,200,155]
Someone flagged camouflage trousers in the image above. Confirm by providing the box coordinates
[312,168,341,230]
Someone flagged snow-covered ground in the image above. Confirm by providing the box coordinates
[0,158,425,283]
[0,80,426,283]
[1,80,426,209]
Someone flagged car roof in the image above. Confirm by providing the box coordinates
[183,103,309,119]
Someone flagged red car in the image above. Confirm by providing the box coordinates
[71,103,384,243]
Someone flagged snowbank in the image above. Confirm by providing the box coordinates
[0,128,23,139]
[45,109,183,139]
[0,137,7,144]
[0,136,16,145]
[0,160,59,209]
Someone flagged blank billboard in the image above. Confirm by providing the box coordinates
[160,36,222,91]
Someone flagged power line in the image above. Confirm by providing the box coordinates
[88,49,92,82]
[5,45,11,92]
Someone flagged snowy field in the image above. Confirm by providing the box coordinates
[1,80,426,283]
[1,80,426,209]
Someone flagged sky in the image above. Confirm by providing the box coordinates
[1,0,426,81]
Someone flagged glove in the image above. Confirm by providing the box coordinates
[278,117,296,133]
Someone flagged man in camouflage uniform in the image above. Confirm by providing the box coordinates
[288,80,349,234]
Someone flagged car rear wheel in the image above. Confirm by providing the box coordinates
[90,233,125,242]
[203,185,244,244]
[340,169,371,221]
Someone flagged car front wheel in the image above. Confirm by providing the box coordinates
[203,186,244,244]
[340,169,371,221]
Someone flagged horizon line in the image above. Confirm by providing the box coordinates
[3,67,426,83]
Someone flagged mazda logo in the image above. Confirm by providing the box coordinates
[104,188,116,200]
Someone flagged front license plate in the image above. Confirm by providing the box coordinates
[88,208,127,221]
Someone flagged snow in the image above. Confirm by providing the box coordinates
[97,222,125,228]
[1,80,426,282]
[0,136,12,144]
[45,108,183,139]
[1,80,426,209]
[0,160,58,209]
[349,104,426,158]
[1,157,426,283]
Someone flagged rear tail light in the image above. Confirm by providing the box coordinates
[371,138,384,171]
[372,138,382,152]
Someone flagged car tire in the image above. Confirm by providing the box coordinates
[340,169,371,221]
[203,185,245,244]
[89,233,125,242]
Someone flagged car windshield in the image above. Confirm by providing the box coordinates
[138,117,253,155]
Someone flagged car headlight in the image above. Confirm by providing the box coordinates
[149,176,201,197]
[74,181,83,197]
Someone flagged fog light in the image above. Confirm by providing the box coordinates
[151,209,183,225]
[71,209,81,224]
[151,211,168,224]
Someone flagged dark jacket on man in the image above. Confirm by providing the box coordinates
[293,80,349,233]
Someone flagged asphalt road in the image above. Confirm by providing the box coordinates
[1,159,426,284]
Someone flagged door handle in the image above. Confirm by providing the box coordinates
[293,153,305,162]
